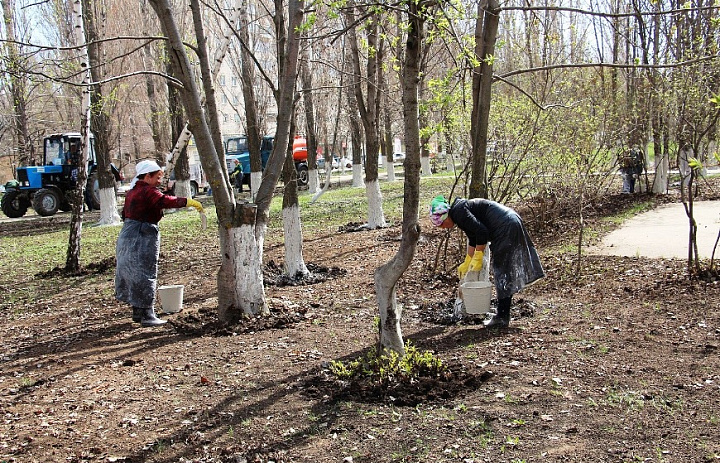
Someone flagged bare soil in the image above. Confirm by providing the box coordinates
[1,181,720,463]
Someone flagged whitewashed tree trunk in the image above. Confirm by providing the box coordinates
[311,164,333,203]
[96,188,121,226]
[679,146,693,187]
[173,179,192,199]
[386,162,396,182]
[283,205,309,277]
[164,125,193,185]
[352,163,363,187]
[217,220,269,320]
[250,171,262,201]
[366,179,387,228]
[98,189,121,225]
[446,151,455,173]
[421,156,431,176]
[308,168,320,193]
[652,151,669,193]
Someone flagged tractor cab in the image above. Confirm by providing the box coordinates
[15,133,97,192]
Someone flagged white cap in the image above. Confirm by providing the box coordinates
[130,160,163,188]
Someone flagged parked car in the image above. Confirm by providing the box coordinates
[393,152,406,162]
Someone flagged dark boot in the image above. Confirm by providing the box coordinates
[485,297,511,329]
[140,308,167,327]
[132,307,142,323]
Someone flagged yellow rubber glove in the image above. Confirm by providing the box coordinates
[458,254,472,279]
[186,198,204,213]
[468,251,484,272]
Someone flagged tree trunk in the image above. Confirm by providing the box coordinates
[238,2,262,201]
[469,0,500,199]
[217,205,268,322]
[83,0,121,226]
[226,0,304,317]
[375,1,424,355]
[282,124,309,278]
[346,65,364,188]
[66,0,93,273]
[148,0,246,320]
[300,49,320,194]
[1,0,34,167]
[347,6,386,228]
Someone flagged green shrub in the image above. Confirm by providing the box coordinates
[329,341,445,385]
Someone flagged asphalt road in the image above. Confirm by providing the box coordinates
[587,200,720,259]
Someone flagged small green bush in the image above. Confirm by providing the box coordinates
[329,341,445,385]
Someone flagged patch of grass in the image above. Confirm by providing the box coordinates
[602,200,656,226]
[0,176,458,293]
[18,377,37,388]
[603,386,645,411]
[328,341,445,385]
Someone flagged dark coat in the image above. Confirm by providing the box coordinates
[449,198,545,299]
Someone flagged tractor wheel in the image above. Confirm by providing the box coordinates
[296,164,309,186]
[85,172,101,210]
[32,188,61,217]
[1,189,30,218]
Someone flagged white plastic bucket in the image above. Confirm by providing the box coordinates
[461,281,493,314]
[157,285,184,314]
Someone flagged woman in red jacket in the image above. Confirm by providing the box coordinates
[115,160,204,327]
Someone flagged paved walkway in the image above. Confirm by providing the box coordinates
[587,200,720,259]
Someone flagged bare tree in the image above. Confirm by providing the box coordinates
[300,47,321,193]
[82,0,122,225]
[469,0,500,200]
[65,0,93,273]
[346,4,386,228]
[1,0,34,166]
[148,0,303,320]
[374,0,427,355]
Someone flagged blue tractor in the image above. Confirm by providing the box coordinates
[1,132,117,218]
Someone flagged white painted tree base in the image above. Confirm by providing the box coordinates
[386,163,396,182]
[96,187,122,226]
[308,168,320,194]
[653,155,669,194]
[421,156,431,176]
[250,172,262,201]
[282,204,310,277]
[352,164,363,187]
[365,179,387,229]
[218,222,268,320]
[174,179,192,199]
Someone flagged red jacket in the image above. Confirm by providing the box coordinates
[122,181,187,224]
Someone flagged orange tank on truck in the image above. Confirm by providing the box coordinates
[292,136,308,162]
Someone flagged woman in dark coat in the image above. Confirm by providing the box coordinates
[429,195,544,328]
[115,160,204,327]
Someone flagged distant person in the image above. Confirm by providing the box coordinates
[620,146,644,193]
[230,159,244,192]
[115,159,204,327]
[429,195,545,328]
